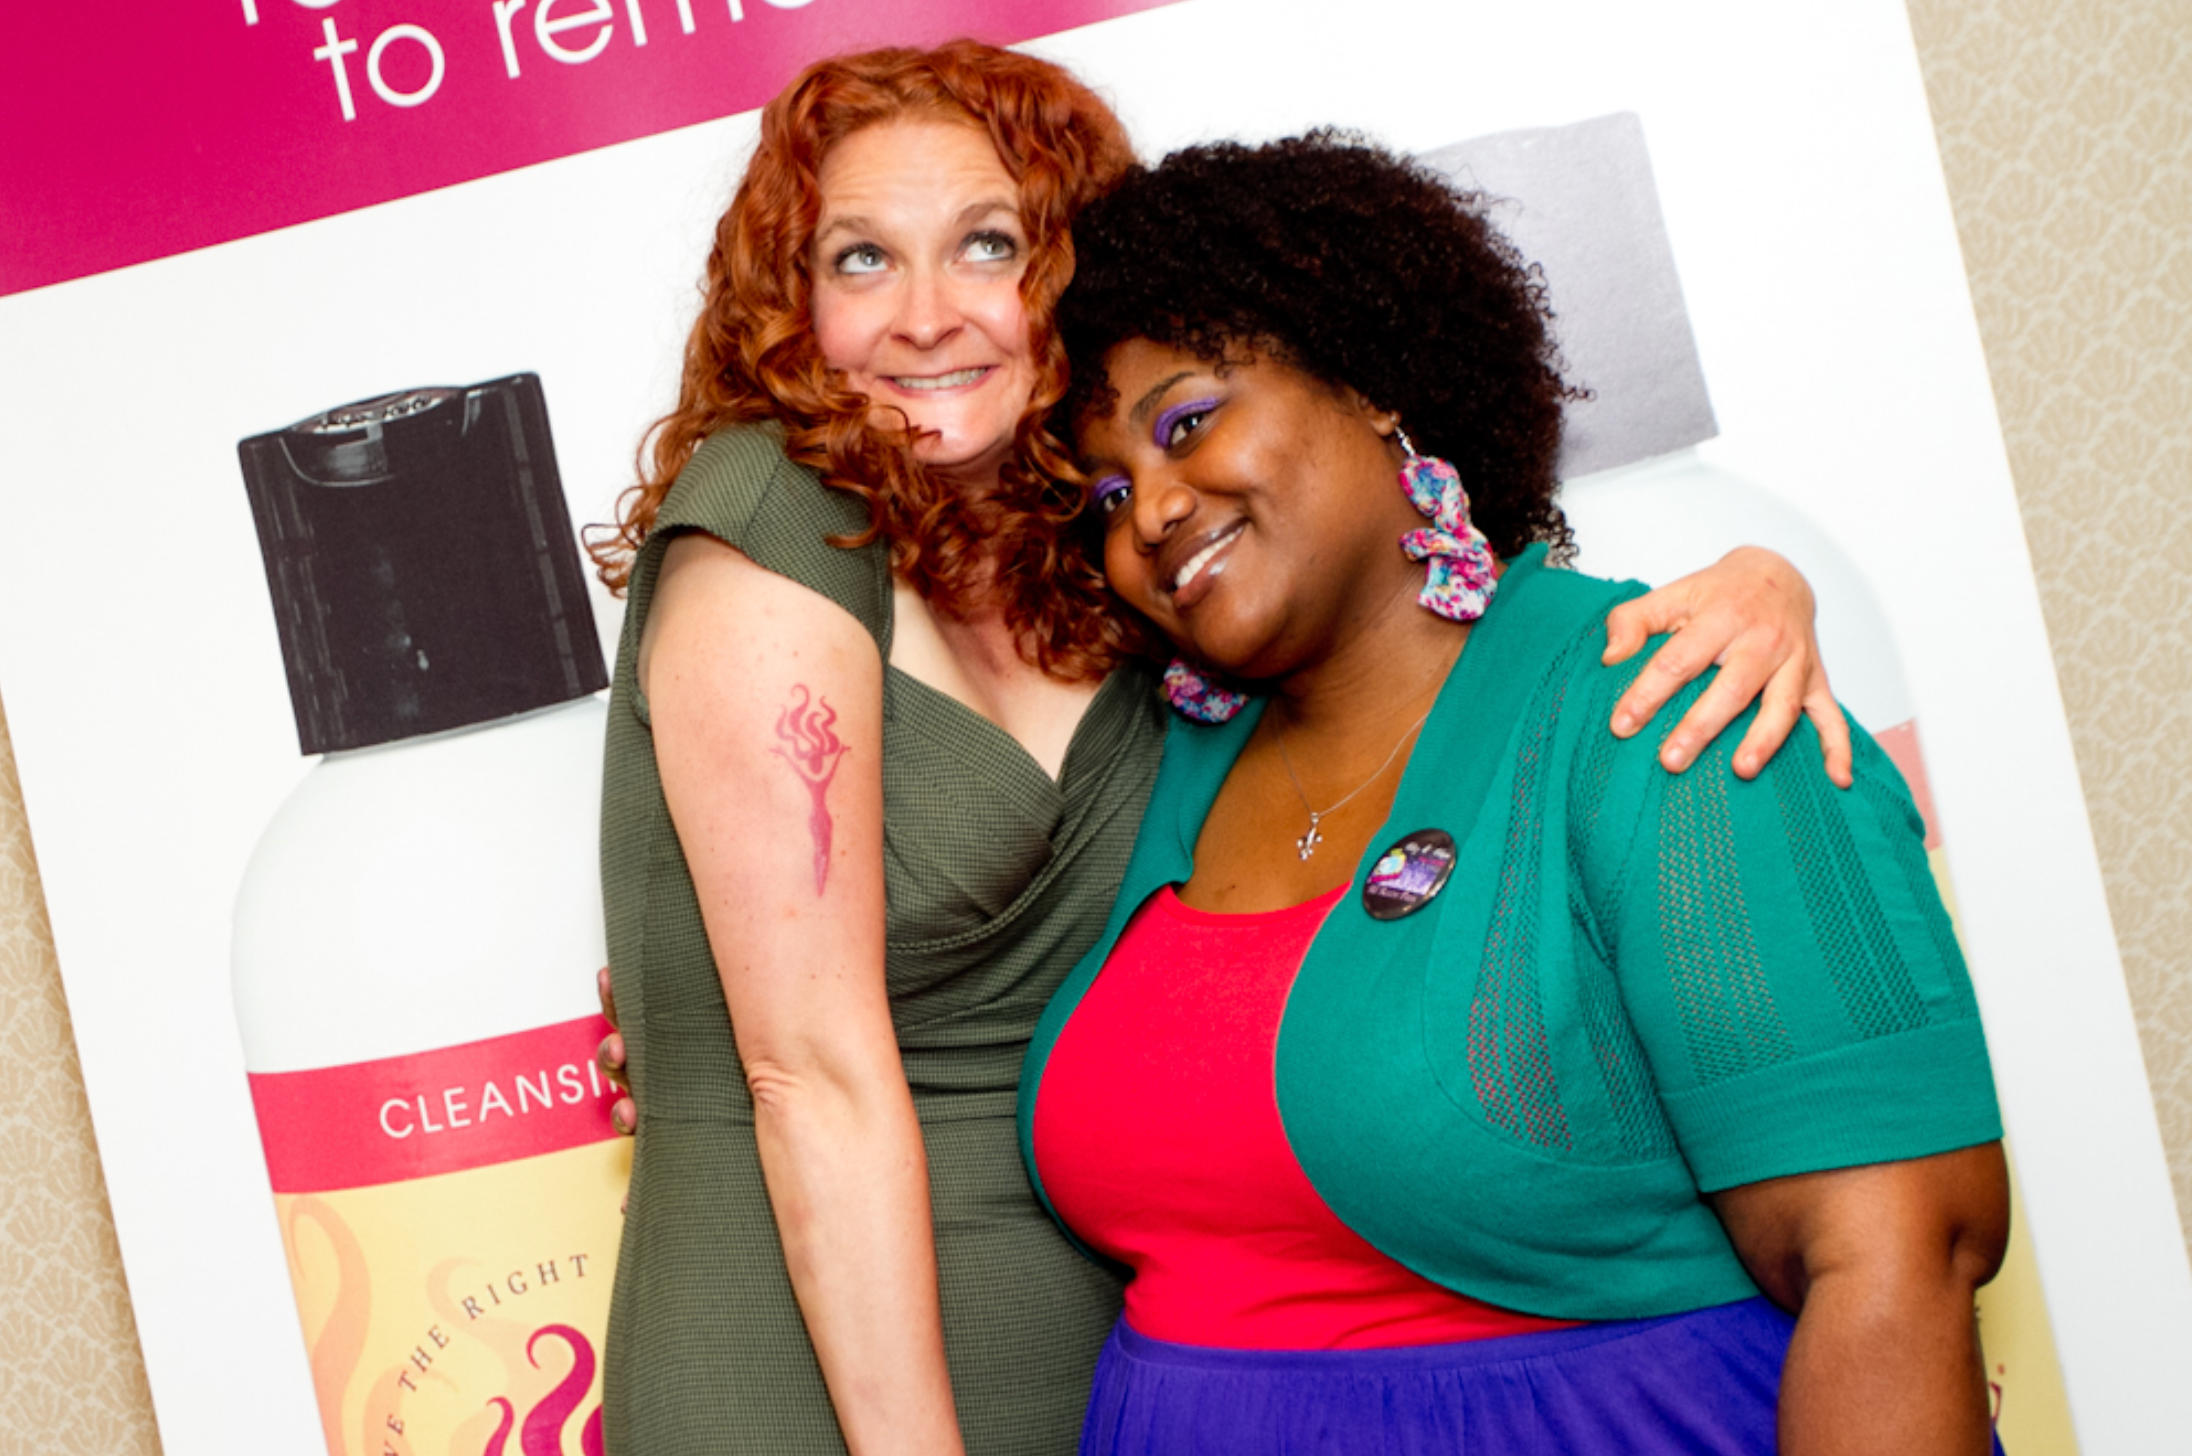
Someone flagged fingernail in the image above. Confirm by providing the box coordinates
[1613,711,1636,735]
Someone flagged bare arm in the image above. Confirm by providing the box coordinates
[645,532,962,1456]
[1711,1143,2010,1456]
[1601,545,1854,786]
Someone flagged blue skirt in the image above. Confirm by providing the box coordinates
[1080,1297,2006,1455]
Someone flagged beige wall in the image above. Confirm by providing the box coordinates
[0,696,161,1454]
[2,0,2187,1445]
[1912,0,2192,1227]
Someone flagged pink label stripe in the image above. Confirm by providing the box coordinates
[248,1014,620,1192]
[1872,720,1942,850]
[1,0,1189,298]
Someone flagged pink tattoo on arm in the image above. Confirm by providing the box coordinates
[771,685,850,895]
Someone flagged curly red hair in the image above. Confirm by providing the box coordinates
[588,40,1139,680]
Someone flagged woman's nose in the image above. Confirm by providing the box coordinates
[894,268,963,350]
[1130,471,1196,548]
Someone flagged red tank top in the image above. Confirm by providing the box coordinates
[1033,884,1580,1350]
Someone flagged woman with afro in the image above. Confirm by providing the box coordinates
[1020,133,2009,1455]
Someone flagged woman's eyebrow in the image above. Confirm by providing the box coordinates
[1128,372,1197,430]
[812,215,871,247]
[813,199,1016,250]
[957,198,1020,227]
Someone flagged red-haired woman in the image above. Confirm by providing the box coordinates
[590,41,1851,1456]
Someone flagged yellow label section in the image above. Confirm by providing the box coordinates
[275,1137,633,1456]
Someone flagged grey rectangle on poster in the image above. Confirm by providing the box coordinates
[1419,113,1718,479]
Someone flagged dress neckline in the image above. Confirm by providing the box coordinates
[887,660,1140,796]
[1156,881,1350,927]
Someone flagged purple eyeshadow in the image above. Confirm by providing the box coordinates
[1152,397,1219,447]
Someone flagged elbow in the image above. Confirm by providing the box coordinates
[743,1056,826,1121]
[731,1009,915,1149]
[741,1046,905,1128]
[1806,1142,2013,1312]
[740,1051,926,1211]
[1946,1158,2012,1297]
[1724,1142,2013,1316]
[1950,1235,2005,1302]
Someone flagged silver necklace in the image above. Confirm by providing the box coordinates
[1271,705,1435,861]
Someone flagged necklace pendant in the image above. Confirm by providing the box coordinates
[1272,700,1438,870]
[1296,813,1324,861]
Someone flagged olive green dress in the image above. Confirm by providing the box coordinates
[600,427,1164,1454]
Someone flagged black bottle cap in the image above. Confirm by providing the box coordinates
[238,373,609,755]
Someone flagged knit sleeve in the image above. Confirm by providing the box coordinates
[1570,666,2002,1193]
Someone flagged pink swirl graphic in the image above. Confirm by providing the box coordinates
[521,1324,597,1456]
[481,1397,517,1456]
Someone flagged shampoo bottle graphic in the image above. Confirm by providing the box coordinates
[234,374,627,1456]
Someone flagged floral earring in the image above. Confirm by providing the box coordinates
[1162,656,1250,724]
[1396,426,1497,623]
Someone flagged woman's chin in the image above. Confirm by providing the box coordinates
[1168,632,1282,688]
[1175,602,1300,683]
[906,428,1017,485]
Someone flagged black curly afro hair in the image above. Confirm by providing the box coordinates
[1059,130,1577,562]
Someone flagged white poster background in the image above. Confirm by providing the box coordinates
[0,0,2183,1450]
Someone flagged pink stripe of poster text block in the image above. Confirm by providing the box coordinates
[1,0,1187,298]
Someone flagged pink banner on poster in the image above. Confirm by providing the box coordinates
[248,1014,621,1192]
[1,0,1186,299]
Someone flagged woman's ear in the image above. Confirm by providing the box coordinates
[1342,387,1401,441]
[1370,408,1405,458]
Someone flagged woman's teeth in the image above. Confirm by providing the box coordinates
[895,368,987,391]
[1174,525,1245,592]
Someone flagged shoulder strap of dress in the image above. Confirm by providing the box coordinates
[636,425,893,655]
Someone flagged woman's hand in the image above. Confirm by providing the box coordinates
[1601,546,1854,787]
[1712,1143,2010,1456]
[596,967,637,1136]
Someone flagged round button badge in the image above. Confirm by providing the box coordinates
[1362,829,1458,921]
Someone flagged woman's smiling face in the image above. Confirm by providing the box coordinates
[809,119,1038,484]
[1079,338,1429,682]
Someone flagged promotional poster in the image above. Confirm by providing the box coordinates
[2,1,2186,1451]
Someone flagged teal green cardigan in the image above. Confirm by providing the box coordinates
[1018,548,2001,1320]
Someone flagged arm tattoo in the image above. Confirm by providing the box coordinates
[772,684,851,895]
